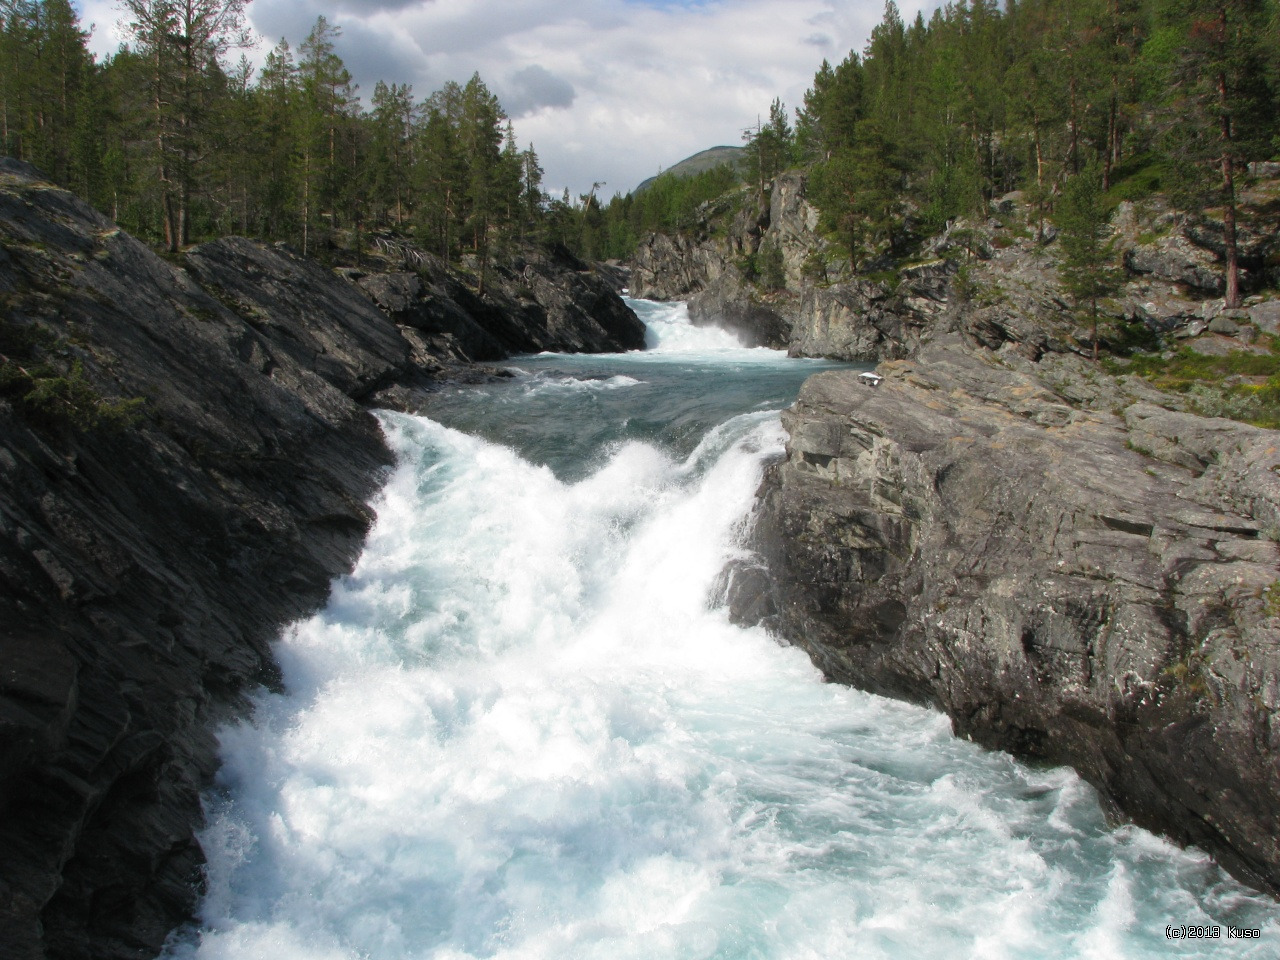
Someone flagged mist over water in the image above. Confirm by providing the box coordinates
[167,300,1280,960]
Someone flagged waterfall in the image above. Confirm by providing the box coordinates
[164,301,1279,960]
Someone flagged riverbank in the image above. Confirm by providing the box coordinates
[0,158,641,959]
[635,168,1280,896]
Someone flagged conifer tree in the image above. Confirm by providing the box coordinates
[742,98,794,195]
[0,0,93,182]
[1163,0,1275,307]
[370,80,415,226]
[297,15,356,255]
[457,73,505,292]
[1056,163,1120,360]
[121,0,251,250]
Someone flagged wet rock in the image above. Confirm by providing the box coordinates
[0,159,642,957]
[687,273,790,348]
[738,336,1280,895]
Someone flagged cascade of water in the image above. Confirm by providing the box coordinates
[165,301,1280,960]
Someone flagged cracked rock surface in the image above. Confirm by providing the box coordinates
[735,335,1280,895]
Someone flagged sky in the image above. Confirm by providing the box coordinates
[73,0,939,199]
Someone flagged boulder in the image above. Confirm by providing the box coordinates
[1249,300,1280,336]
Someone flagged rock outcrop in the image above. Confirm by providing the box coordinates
[355,243,646,363]
[628,169,1280,362]
[630,231,730,301]
[0,159,642,958]
[733,335,1280,895]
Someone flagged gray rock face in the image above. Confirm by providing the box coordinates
[786,269,951,361]
[0,167,405,959]
[629,231,728,300]
[358,269,508,362]
[356,243,645,361]
[738,336,1280,895]
[0,160,643,958]
[1124,236,1225,293]
[767,171,822,287]
[1249,301,1280,335]
[686,273,789,348]
[624,174,963,361]
[485,244,647,354]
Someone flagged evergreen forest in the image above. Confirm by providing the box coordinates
[598,0,1279,308]
[0,0,561,268]
[2,0,1278,296]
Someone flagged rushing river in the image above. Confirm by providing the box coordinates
[166,300,1280,959]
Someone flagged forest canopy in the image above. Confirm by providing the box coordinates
[2,0,1278,278]
[589,0,1279,280]
[0,0,563,266]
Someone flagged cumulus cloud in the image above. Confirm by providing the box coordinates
[77,0,942,196]
[501,65,577,118]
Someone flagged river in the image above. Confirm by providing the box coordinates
[164,299,1280,959]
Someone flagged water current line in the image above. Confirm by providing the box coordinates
[165,300,1280,960]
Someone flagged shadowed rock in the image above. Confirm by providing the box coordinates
[0,158,643,958]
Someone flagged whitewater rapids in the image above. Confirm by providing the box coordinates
[164,301,1280,960]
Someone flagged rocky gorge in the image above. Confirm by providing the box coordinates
[641,167,1280,896]
[0,158,643,960]
[3,140,1280,956]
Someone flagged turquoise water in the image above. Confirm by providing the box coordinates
[165,300,1280,959]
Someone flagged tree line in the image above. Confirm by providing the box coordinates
[0,0,587,284]
[798,0,1278,308]
[5,0,1277,303]
[588,0,1278,308]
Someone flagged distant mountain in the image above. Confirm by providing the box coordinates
[633,145,747,194]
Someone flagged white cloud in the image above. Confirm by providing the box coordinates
[76,0,941,198]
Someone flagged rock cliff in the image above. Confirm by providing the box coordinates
[666,163,1280,893]
[629,170,950,358]
[732,335,1280,895]
[355,243,645,363]
[628,169,1280,362]
[0,159,641,959]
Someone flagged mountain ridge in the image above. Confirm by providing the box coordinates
[632,145,747,194]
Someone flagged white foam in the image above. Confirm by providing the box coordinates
[518,373,644,395]
[167,347,1280,960]
[628,299,789,361]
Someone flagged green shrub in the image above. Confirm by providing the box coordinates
[758,244,786,291]
[1,320,145,432]
[1123,338,1280,428]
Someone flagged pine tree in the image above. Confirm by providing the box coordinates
[297,15,356,255]
[121,0,251,250]
[742,98,794,195]
[1163,0,1275,307]
[370,80,415,227]
[252,38,301,241]
[0,0,93,183]
[1056,163,1121,360]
